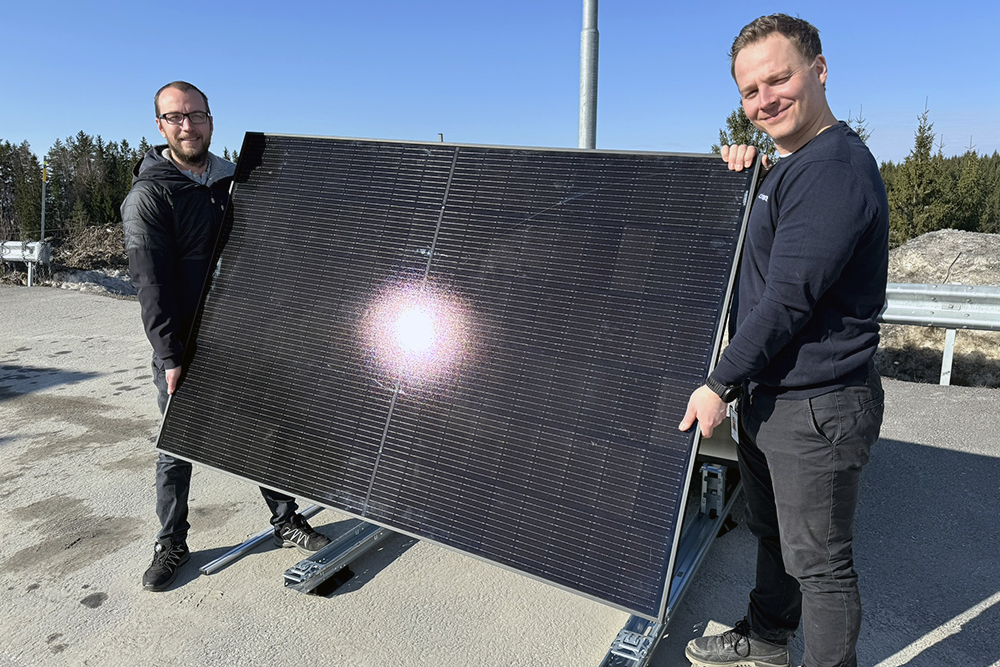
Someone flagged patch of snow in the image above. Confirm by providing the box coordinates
[51,268,136,297]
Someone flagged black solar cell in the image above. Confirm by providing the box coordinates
[159,135,755,620]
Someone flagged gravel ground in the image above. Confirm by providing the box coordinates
[3,227,999,667]
[2,285,999,667]
[0,286,628,667]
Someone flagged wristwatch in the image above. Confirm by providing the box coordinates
[706,376,741,403]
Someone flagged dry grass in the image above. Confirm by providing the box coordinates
[0,225,128,286]
[54,225,129,271]
[876,327,1000,386]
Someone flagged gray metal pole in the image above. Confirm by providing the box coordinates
[40,160,46,242]
[29,160,47,288]
[578,0,599,149]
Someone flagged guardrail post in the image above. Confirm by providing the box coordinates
[940,329,956,385]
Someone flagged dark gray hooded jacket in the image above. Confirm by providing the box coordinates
[121,146,235,369]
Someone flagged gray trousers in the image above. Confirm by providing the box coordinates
[739,370,884,667]
[152,357,297,543]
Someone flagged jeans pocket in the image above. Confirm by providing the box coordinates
[807,393,842,445]
[859,370,885,411]
[860,392,884,412]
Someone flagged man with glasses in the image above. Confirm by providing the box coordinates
[122,81,331,592]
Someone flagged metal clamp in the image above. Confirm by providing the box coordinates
[700,463,726,519]
[602,616,662,666]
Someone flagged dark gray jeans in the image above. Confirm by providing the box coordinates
[738,370,884,667]
[152,357,298,543]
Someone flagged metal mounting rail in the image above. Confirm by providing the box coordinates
[199,502,389,596]
[200,469,743,664]
[284,520,390,594]
[599,463,743,667]
[199,503,324,575]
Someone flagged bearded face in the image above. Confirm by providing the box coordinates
[155,87,214,169]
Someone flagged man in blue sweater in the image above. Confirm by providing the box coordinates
[679,15,888,667]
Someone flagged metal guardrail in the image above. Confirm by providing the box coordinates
[1,240,51,264]
[879,282,1000,385]
[881,283,1000,331]
[1,240,52,287]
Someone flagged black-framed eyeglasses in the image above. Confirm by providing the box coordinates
[158,111,211,125]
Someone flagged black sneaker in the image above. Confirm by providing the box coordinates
[685,618,790,667]
[273,514,331,554]
[142,538,190,592]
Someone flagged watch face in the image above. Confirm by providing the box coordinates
[710,381,739,402]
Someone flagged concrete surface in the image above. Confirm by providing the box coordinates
[653,376,1000,667]
[2,284,998,667]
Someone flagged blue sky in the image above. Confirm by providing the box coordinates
[3,1,998,165]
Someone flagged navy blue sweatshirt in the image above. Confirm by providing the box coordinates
[710,122,889,398]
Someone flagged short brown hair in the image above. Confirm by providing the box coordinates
[154,81,211,116]
[729,14,822,79]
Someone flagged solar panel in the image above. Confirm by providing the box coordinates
[159,134,755,620]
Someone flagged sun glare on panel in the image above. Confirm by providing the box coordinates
[395,306,435,353]
[362,282,473,387]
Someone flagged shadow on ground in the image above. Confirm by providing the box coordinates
[330,531,418,597]
[854,437,1000,665]
[652,435,1000,667]
[0,364,101,402]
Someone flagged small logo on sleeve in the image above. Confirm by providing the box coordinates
[757,193,769,202]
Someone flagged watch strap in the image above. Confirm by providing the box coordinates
[706,376,741,402]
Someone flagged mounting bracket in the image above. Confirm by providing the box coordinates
[599,461,742,667]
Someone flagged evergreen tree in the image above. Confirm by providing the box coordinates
[980,151,1000,234]
[13,143,43,239]
[846,107,871,146]
[110,139,137,197]
[886,108,952,245]
[91,135,117,228]
[32,131,144,237]
[953,148,986,232]
[1,133,141,245]
[68,198,91,233]
[0,141,43,240]
[711,101,776,161]
[45,138,73,237]
[0,141,19,240]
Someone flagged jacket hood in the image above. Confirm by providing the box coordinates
[132,145,236,188]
